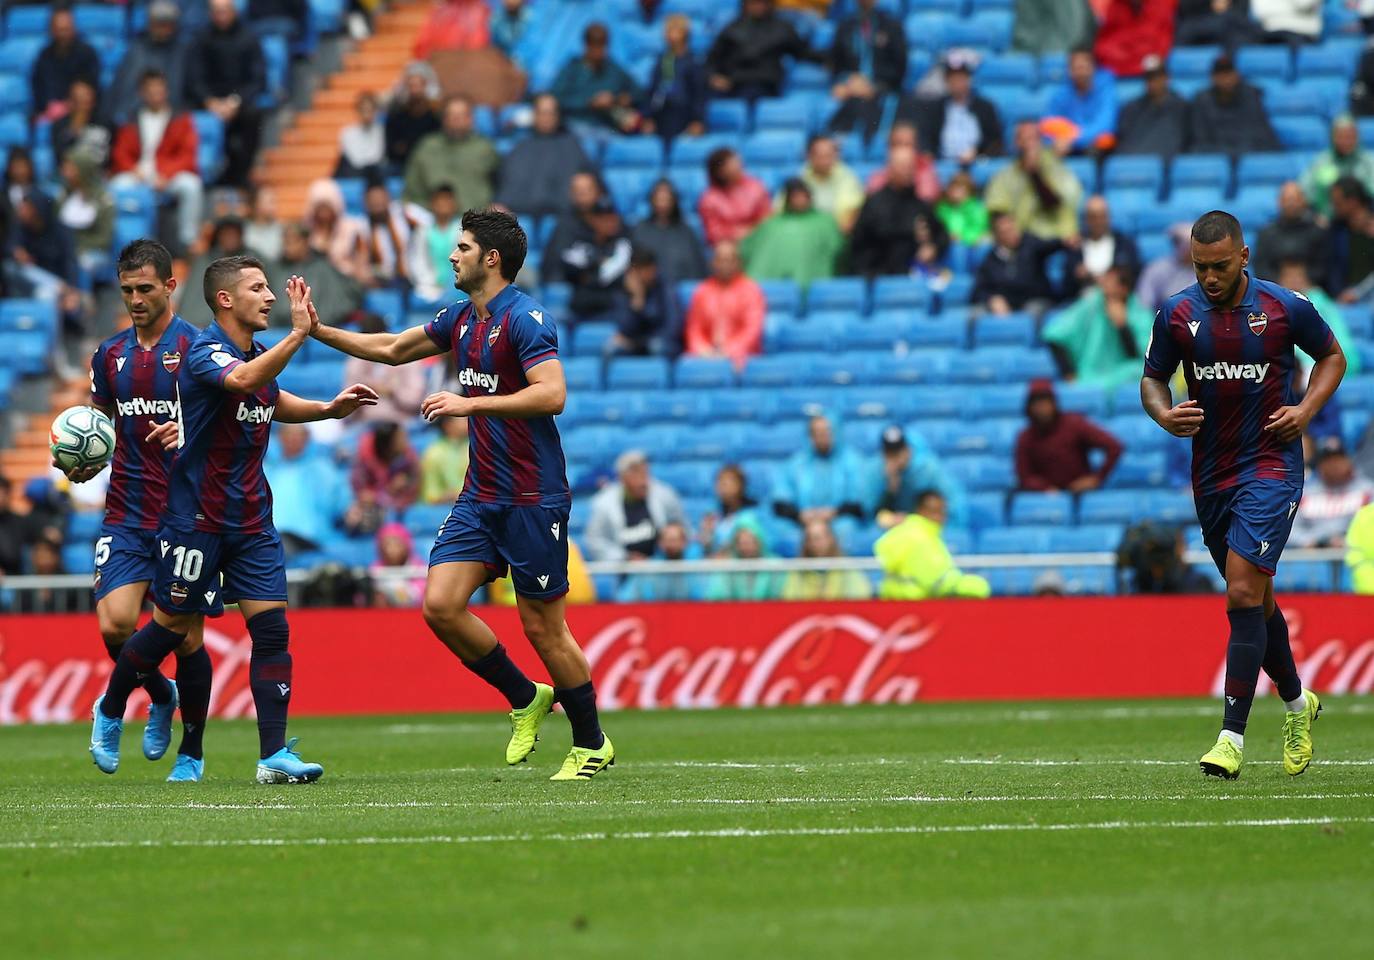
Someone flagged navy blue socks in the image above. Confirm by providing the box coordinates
[100,621,186,719]
[462,643,537,709]
[1222,606,1268,735]
[103,638,173,705]
[247,608,292,759]
[175,646,213,760]
[557,681,604,750]
[1262,606,1304,704]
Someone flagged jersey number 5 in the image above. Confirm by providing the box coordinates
[94,536,112,566]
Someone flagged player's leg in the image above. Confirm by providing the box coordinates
[93,527,174,705]
[501,504,613,781]
[167,618,212,782]
[224,528,322,783]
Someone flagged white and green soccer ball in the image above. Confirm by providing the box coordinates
[50,406,116,474]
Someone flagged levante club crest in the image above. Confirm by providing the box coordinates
[1247,311,1268,335]
[162,351,181,373]
[487,324,502,346]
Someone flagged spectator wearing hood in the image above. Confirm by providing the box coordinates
[110,69,204,252]
[875,491,990,600]
[772,413,866,529]
[1136,222,1196,312]
[707,0,819,101]
[1187,53,1282,155]
[1043,47,1119,154]
[705,515,784,601]
[542,171,606,284]
[386,63,441,171]
[185,0,266,187]
[30,7,100,122]
[1014,379,1123,493]
[109,0,190,126]
[57,148,113,280]
[305,178,369,284]
[1115,55,1190,156]
[372,522,427,607]
[1042,265,1154,389]
[865,425,967,531]
[699,463,763,555]
[1092,0,1176,78]
[630,179,708,282]
[740,179,843,291]
[584,450,688,562]
[642,14,707,142]
[1291,437,1374,549]
[1302,115,1374,220]
[684,240,766,368]
[1347,501,1374,594]
[402,96,500,210]
[496,94,592,218]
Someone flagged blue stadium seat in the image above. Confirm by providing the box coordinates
[871,276,930,311]
[978,52,1036,87]
[1166,186,1225,220]
[66,510,103,545]
[363,289,404,328]
[904,320,966,349]
[753,97,816,135]
[1008,492,1073,526]
[806,277,869,314]
[1296,40,1363,79]
[966,384,1025,419]
[1170,154,1232,195]
[673,356,735,389]
[873,349,956,385]
[1063,155,1099,195]
[1235,152,1304,186]
[0,115,27,148]
[771,318,843,354]
[758,279,801,316]
[1054,383,1109,418]
[0,299,56,334]
[973,312,1035,348]
[903,13,950,53]
[1274,116,1328,151]
[604,136,664,169]
[1048,525,1125,553]
[948,347,1055,384]
[404,504,452,537]
[1106,450,1169,489]
[1346,305,1374,339]
[1144,490,1197,524]
[1103,155,1165,195]
[978,526,1054,554]
[1037,51,1068,86]
[834,385,902,422]
[323,538,376,568]
[668,134,735,168]
[742,129,809,166]
[1168,46,1222,80]
[1234,44,1292,83]
[967,491,1007,530]
[259,34,290,107]
[0,75,29,113]
[705,99,749,133]
[572,391,647,428]
[5,5,51,36]
[0,36,45,74]
[904,385,965,419]
[951,11,1014,51]
[1275,560,1337,593]
[571,323,616,356]
[1078,490,1140,525]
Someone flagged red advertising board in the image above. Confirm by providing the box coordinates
[2,597,1373,724]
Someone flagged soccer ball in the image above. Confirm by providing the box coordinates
[50,406,116,474]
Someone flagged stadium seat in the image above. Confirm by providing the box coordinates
[1107,451,1169,490]
[948,347,1055,384]
[757,279,802,316]
[673,356,735,390]
[1078,490,1140,526]
[668,134,735,168]
[1008,492,1073,526]
[0,299,56,334]
[571,323,616,356]
[806,277,869,314]
[973,312,1035,348]
[978,52,1037,87]
[1102,155,1165,195]
[705,99,749,133]
[1275,560,1338,593]
[1296,40,1363,79]
[1053,383,1108,418]
[978,526,1054,554]
[4,5,51,36]
[966,491,1007,530]
[871,276,931,311]
[742,129,809,167]
[771,319,843,354]
[404,504,452,537]
[1170,154,1232,195]
[1144,490,1197,524]
[259,34,290,107]
[1234,44,1292,83]
[1235,152,1304,186]
[904,320,966,350]
[560,356,601,392]
[363,289,404,328]
[0,75,29,114]
[0,114,27,148]
[1168,46,1222,80]
[604,136,664,169]
[1047,525,1125,554]
[1274,116,1328,152]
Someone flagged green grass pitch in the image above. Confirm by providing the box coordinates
[2,699,1372,959]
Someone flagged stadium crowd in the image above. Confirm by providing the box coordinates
[6,0,1374,609]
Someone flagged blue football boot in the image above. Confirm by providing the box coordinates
[89,695,123,774]
[255,737,324,784]
[143,680,178,761]
[167,754,204,783]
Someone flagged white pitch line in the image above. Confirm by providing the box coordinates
[9,791,1374,814]
[945,758,1374,767]
[2,816,1371,852]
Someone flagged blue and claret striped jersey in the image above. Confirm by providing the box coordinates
[424,285,570,506]
[1143,274,1335,495]
[89,315,199,529]
[166,320,281,533]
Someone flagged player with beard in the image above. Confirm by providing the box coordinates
[1141,211,1346,779]
[88,257,378,782]
[310,207,615,781]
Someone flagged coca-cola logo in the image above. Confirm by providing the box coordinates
[583,613,938,710]
[1210,607,1374,696]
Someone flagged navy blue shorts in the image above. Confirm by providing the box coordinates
[92,523,156,602]
[150,523,285,615]
[1195,479,1303,577]
[429,496,571,600]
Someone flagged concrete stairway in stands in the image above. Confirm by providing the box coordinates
[260,0,431,222]
[1,375,98,480]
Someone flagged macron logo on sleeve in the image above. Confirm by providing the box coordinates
[1192,361,1269,383]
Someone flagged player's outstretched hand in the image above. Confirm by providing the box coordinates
[54,456,103,484]
[421,391,475,421]
[145,419,179,452]
[328,383,380,419]
[1264,404,1311,443]
[1158,399,1205,437]
[286,276,314,337]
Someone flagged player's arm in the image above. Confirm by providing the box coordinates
[221,277,316,394]
[1266,294,1350,442]
[311,320,444,366]
[1139,307,1203,437]
[421,359,566,421]
[274,384,380,423]
[60,353,119,482]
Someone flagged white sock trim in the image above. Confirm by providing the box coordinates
[1284,693,1309,714]
[1219,729,1244,749]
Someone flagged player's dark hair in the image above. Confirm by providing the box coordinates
[460,206,527,281]
[116,238,173,281]
[706,147,737,187]
[203,254,267,311]
[1191,210,1244,247]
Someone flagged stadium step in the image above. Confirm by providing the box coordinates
[1,375,93,487]
[259,0,437,222]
